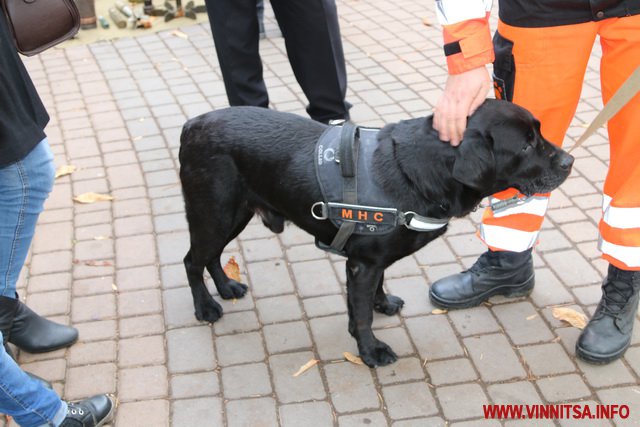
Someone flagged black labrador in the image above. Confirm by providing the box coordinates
[178,99,574,367]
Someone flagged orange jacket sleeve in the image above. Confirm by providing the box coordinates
[436,1,494,74]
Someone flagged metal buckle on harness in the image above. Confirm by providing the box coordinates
[489,194,530,214]
[311,201,329,220]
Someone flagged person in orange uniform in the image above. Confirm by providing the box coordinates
[429,0,640,364]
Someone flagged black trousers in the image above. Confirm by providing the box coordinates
[204,0,351,123]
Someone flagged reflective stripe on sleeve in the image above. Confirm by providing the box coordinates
[479,223,539,252]
[435,0,493,25]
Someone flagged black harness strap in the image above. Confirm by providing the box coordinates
[329,122,359,252]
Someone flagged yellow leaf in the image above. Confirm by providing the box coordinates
[172,30,188,39]
[431,308,448,315]
[292,359,319,377]
[422,16,432,27]
[55,165,76,179]
[223,256,241,282]
[343,351,364,365]
[73,192,114,204]
[552,307,587,329]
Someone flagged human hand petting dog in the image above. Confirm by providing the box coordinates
[433,66,493,146]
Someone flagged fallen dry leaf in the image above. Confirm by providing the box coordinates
[223,256,241,282]
[55,165,76,179]
[73,192,113,204]
[112,283,118,292]
[343,351,364,365]
[172,30,188,39]
[422,16,432,27]
[552,307,587,329]
[93,236,110,240]
[526,314,538,321]
[431,308,448,315]
[293,359,319,377]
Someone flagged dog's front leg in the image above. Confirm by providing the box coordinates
[346,259,398,367]
[373,272,405,316]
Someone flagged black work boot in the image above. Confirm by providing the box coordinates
[0,295,78,353]
[429,249,534,309]
[576,264,640,364]
[61,394,115,427]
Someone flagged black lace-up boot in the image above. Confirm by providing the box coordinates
[60,394,115,427]
[576,264,640,364]
[429,249,534,309]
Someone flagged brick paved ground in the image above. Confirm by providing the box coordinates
[3,0,640,426]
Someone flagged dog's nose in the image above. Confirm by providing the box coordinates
[559,153,574,170]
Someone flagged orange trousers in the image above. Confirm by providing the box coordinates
[482,15,640,270]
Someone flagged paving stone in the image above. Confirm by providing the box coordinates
[116,400,170,427]
[65,363,116,400]
[74,319,117,342]
[405,315,464,361]
[426,357,477,386]
[170,372,220,399]
[339,412,389,427]
[447,306,502,337]
[213,310,261,335]
[384,276,433,316]
[256,294,303,323]
[118,289,163,317]
[246,260,295,297]
[543,249,601,287]
[383,381,438,420]
[596,387,640,427]
[487,381,544,406]
[221,363,272,399]
[436,383,489,421]
[492,302,554,345]
[118,335,166,367]
[119,365,168,401]
[167,326,216,373]
[226,397,278,427]
[116,234,157,268]
[373,327,415,357]
[575,358,635,388]
[325,362,379,413]
[375,357,425,385]
[67,340,117,366]
[309,314,358,360]
[393,418,446,427]
[291,259,343,297]
[71,293,116,322]
[463,334,527,382]
[530,268,575,307]
[536,374,591,402]
[269,351,326,403]
[519,343,576,377]
[303,294,347,318]
[281,402,335,427]
[215,331,265,366]
[116,265,159,291]
[263,321,312,354]
[119,313,165,338]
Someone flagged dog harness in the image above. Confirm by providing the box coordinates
[312,123,449,254]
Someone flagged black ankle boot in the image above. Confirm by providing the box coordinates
[429,249,534,309]
[61,394,115,427]
[576,264,640,364]
[10,299,78,353]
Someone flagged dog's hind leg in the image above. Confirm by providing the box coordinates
[184,249,224,323]
[373,272,405,316]
[345,259,398,367]
[205,210,252,300]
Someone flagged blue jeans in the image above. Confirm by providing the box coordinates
[0,139,55,297]
[0,333,67,426]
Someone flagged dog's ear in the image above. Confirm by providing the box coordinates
[452,129,496,191]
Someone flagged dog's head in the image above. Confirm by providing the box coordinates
[451,99,574,197]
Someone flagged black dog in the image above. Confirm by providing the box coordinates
[179,99,573,367]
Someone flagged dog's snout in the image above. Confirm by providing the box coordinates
[559,152,574,170]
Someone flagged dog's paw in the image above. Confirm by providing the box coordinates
[374,294,405,316]
[218,280,248,300]
[360,340,398,368]
[195,299,223,323]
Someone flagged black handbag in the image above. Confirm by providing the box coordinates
[1,0,80,56]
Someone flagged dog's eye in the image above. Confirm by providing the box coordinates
[527,130,535,141]
[522,144,533,153]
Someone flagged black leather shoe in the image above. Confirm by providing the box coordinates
[429,249,534,309]
[576,265,640,364]
[61,394,115,427]
[9,299,78,353]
